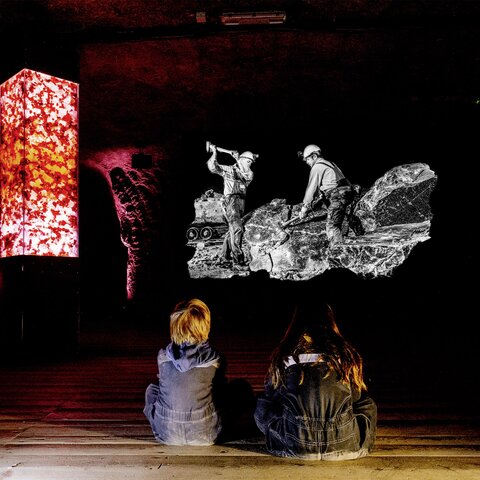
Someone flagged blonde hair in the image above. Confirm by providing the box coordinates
[170,298,211,345]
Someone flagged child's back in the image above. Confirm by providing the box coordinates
[143,299,225,445]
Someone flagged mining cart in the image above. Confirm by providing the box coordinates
[186,190,228,245]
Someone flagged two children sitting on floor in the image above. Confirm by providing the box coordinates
[144,297,377,459]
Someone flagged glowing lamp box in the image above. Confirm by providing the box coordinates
[0,69,79,258]
[0,70,79,356]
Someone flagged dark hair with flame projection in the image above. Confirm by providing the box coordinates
[268,301,367,393]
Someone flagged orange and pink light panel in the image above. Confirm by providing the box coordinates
[0,69,79,257]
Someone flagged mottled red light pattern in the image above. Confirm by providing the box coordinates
[0,69,79,257]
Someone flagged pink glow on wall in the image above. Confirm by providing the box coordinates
[0,69,79,257]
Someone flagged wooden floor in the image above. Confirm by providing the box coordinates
[1,325,479,480]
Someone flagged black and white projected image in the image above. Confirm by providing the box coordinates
[187,156,436,280]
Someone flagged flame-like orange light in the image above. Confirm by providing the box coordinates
[0,69,79,257]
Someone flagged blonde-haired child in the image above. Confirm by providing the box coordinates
[144,298,226,445]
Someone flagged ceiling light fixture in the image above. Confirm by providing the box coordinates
[220,11,287,26]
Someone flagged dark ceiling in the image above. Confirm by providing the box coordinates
[1,0,479,81]
[1,0,480,36]
[1,0,479,165]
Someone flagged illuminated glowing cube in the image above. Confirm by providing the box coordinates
[0,69,79,257]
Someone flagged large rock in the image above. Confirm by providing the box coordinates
[354,163,436,232]
[243,200,327,280]
[187,163,437,279]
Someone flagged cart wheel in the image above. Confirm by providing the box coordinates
[186,227,199,241]
[200,226,214,240]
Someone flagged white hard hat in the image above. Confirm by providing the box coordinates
[303,144,321,159]
[239,151,255,162]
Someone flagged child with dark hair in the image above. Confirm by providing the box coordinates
[255,301,377,460]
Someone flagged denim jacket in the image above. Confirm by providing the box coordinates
[144,341,224,445]
[254,355,377,460]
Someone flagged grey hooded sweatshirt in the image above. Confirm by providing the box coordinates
[143,341,225,445]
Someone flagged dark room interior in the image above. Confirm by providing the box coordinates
[0,1,479,478]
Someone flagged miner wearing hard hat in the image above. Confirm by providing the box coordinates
[207,145,256,269]
[299,144,354,245]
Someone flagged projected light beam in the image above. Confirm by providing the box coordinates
[0,69,79,257]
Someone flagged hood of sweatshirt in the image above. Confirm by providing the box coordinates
[158,341,220,373]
